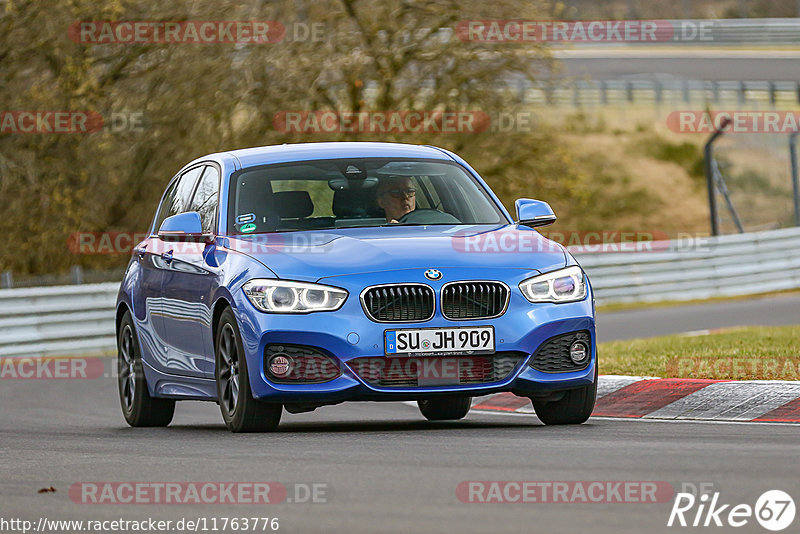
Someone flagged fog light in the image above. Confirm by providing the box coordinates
[268,354,293,377]
[569,341,589,365]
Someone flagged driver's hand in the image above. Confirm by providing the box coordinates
[389,219,399,224]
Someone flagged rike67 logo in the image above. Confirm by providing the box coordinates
[668,490,795,531]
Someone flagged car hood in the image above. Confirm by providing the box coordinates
[224,224,567,282]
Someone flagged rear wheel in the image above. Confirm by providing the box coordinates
[418,396,472,421]
[532,366,597,425]
[215,308,282,433]
[117,310,175,427]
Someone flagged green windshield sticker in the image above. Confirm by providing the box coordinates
[240,223,257,233]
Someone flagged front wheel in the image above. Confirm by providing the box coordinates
[117,310,175,427]
[215,308,282,433]
[418,396,472,421]
[532,367,597,425]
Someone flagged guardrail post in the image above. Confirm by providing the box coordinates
[704,117,731,236]
[71,265,84,285]
[1,271,12,289]
[791,132,800,226]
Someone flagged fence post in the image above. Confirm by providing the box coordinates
[71,265,84,285]
[791,132,800,227]
[704,117,731,236]
[1,271,12,289]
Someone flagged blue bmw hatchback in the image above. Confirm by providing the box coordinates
[116,142,597,432]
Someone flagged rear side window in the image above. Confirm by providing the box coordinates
[153,166,204,232]
[189,166,220,233]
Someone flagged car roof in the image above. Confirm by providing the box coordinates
[221,142,454,170]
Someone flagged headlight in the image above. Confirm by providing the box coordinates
[243,279,348,313]
[519,266,587,303]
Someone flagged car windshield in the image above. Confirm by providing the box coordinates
[227,158,507,234]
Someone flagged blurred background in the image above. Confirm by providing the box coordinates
[1,0,799,287]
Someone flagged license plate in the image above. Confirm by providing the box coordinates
[384,326,495,357]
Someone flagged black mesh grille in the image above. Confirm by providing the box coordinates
[362,285,435,322]
[441,282,508,319]
[530,331,592,373]
[348,353,524,388]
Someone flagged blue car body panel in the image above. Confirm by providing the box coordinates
[116,142,596,405]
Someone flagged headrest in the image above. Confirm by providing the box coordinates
[333,188,382,218]
[274,191,313,219]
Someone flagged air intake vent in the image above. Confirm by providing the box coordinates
[530,331,592,373]
[361,284,435,322]
[441,281,509,320]
[348,353,525,388]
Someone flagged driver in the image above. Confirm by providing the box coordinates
[376,176,416,223]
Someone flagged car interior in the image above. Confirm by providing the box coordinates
[230,159,505,234]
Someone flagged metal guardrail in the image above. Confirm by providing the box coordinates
[0,283,119,358]
[570,19,800,47]
[2,226,800,358]
[573,226,800,304]
[523,79,800,107]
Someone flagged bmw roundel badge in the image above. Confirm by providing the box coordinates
[424,269,443,281]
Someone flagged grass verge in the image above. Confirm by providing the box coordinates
[598,325,800,380]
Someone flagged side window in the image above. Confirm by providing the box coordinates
[153,180,178,234]
[189,166,220,233]
[153,166,204,232]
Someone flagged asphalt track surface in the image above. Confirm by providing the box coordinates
[3,296,799,533]
[551,50,800,82]
[597,293,800,342]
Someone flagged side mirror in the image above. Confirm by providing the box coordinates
[158,212,211,242]
[515,198,557,228]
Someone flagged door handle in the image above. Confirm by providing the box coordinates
[161,250,174,263]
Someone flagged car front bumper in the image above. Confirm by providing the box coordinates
[232,269,596,404]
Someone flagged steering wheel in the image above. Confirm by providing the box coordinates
[396,209,461,225]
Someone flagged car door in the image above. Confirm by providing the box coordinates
[150,165,206,377]
[132,177,179,371]
[161,164,221,378]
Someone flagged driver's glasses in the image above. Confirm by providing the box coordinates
[383,188,416,200]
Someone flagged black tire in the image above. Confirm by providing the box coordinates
[215,307,282,433]
[532,366,597,425]
[418,396,472,421]
[117,310,175,427]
